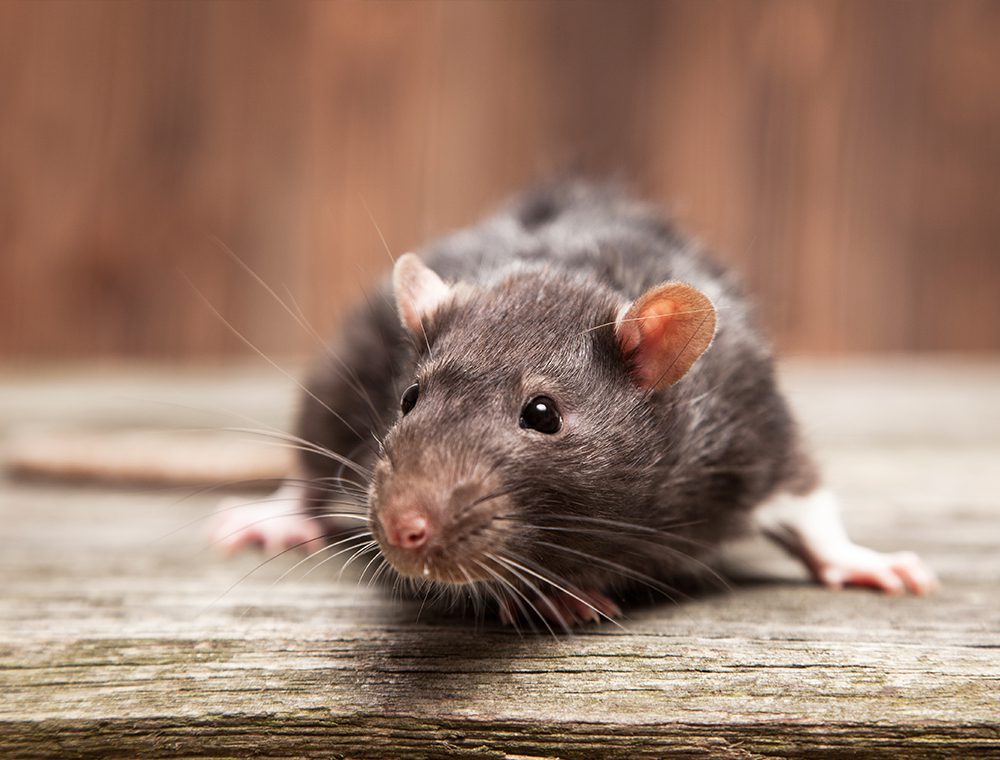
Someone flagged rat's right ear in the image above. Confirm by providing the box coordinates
[393,253,452,335]
[614,282,716,389]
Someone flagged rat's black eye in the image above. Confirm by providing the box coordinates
[520,396,561,434]
[400,383,419,415]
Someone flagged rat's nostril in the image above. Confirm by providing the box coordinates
[401,521,428,548]
[384,511,430,550]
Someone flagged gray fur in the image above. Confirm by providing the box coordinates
[296,181,817,602]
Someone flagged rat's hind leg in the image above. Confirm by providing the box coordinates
[755,488,937,595]
[209,479,345,555]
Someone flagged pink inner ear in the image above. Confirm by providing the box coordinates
[638,300,678,343]
[615,282,717,389]
[632,300,681,386]
[393,253,451,335]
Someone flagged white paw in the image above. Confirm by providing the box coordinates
[208,492,326,556]
[813,544,938,595]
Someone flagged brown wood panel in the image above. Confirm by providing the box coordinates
[0,0,998,359]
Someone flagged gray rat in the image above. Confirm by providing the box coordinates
[213,181,935,627]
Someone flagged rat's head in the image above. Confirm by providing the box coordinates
[369,253,716,589]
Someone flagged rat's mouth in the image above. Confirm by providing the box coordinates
[369,502,513,585]
[369,508,504,586]
[368,459,514,586]
[373,535,494,585]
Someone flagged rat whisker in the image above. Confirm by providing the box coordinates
[334,541,382,581]
[269,530,373,587]
[526,513,708,543]
[310,511,369,522]
[301,539,379,581]
[240,437,369,474]
[278,282,388,435]
[360,196,434,360]
[150,484,355,544]
[224,427,372,479]
[311,474,370,493]
[477,579,519,635]
[358,547,386,586]
[118,400,373,499]
[367,556,392,588]
[203,506,368,553]
[200,532,347,614]
[513,523,699,569]
[415,582,433,623]
[209,235,385,433]
[181,273,369,443]
[475,557,545,637]
[336,440,376,494]
[466,485,522,511]
[492,551,626,631]
[209,423,373,486]
[580,307,717,336]
[486,554,576,636]
[531,540,690,604]
[457,564,485,622]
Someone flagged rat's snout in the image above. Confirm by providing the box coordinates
[370,453,513,584]
[381,506,431,550]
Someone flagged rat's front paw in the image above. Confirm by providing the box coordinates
[499,588,622,629]
[208,492,326,555]
[812,544,937,595]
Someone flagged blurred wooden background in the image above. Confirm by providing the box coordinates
[1,0,998,359]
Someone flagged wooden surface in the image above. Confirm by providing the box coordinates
[1,360,999,757]
[3,0,1000,359]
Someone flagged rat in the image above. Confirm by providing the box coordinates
[212,181,936,627]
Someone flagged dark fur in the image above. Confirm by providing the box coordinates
[297,182,817,599]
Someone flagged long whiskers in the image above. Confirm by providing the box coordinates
[334,540,382,581]
[149,478,361,544]
[270,530,374,587]
[490,551,626,631]
[208,235,387,436]
[474,558,548,637]
[483,554,573,636]
[206,506,368,553]
[360,196,434,360]
[224,427,372,480]
[181,274,367,443]
[531,540,690,603]
[201,531,352,614]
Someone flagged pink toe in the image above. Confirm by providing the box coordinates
[819,566,846,589]
[564,597,600,624]
[538,596,574,628]
[876,571,905,595]
[891,555,938,595]
[225,529,262,555]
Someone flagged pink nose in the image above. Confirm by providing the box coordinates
[383,510,430,549]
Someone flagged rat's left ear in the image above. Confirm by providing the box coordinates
[614,282,717,389]
[393,253,452,335]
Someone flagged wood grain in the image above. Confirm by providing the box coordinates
[1,360,998,756]
[1,1,999,359]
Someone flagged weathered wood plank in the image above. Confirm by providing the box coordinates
[1,361,998,757]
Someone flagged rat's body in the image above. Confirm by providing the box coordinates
[214,182,934,625]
